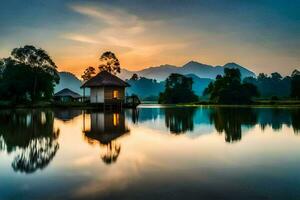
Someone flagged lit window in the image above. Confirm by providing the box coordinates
[113,90,118,98]
[113,113,119,126]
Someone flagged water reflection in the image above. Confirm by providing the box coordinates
[292,109,300,134]
[209,107,257,143]
[54,109,82,122]
[0,110,59,173]
[136,106,300,142]
[165,107,196,134]
[83,111,130,164]
[0,107,299,173]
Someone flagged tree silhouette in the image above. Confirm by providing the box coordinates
[204,68,259,104]
[81,66,96,81]
[99,51,121,75]
[130,73,139,81]
[291,69,300,99]
[159,73,198,103]
[0,45,59,102]
[244,72,291,98]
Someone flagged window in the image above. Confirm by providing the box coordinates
[113,90,118,98]
[113,113,119,126]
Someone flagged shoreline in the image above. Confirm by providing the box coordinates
[0,100,300,109]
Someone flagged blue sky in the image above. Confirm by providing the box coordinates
[0,0,299,76]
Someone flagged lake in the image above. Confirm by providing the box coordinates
[0,106,300,200]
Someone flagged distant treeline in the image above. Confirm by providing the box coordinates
[244,71,300,98]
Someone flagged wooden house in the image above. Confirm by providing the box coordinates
[81,71,130,104]
[54,88,82,102]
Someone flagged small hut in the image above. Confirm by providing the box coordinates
[81,71,130,104]
[54,88,82,102]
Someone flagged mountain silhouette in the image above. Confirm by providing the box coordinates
[54,72,83,95]
[120,61,256,81]
[55,61,255,99]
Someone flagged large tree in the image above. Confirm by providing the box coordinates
[0,45,59,102]
[81,66,96,81]
[159,73,198,104]
[130,73,139,81]
[99,51,121,75]
[204,68,259,104]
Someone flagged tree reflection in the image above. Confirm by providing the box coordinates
[210,107,257,143]
[83,111,129,165]
[164,107,196,134]
[100,141,121,164]
[291,109,300,134]
[0,110,59,173]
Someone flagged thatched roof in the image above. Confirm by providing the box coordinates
[54,88,81,98]
[81,71,130,88]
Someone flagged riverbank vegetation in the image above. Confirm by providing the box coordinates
[0,45,59,103]
[158,73,198,104]
[203,68,259,104]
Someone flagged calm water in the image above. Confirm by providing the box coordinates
[0,106,300,200]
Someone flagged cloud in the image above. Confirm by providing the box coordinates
[64,3,189,66]
[70,4,142,28]
[62,34,100,44]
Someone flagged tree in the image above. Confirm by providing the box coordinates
[245,72,291,98]
[291,69,300,99]
[81,66,96,81]
[99,51,121,75]
[203,68,259,104]
[271,72,282,80]
[130,73,139,81]
[0,45,59,102]
[159,73,198,104]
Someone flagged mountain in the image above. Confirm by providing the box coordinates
[119,61,256,81]
[54,61,254,99]
[126,77,165,99]
[126,74,212,100]
[184,74,212,96]
[54,72,83,95]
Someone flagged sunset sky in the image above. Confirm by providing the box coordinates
[0,0,299,76]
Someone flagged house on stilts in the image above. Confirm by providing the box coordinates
[81,71,130,107]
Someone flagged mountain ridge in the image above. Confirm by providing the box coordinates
[119,61,256,81]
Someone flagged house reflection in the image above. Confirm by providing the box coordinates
[0,110,59,173]
[54,109,82,122]
[83,111,129,164]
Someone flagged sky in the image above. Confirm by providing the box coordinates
[0,0,299,76]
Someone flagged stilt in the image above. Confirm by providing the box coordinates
[83,110,86,132]
[83,88,85,102]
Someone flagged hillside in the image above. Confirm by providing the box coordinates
[54,61,253,99]
[126,75,212,100]
[54,72,83,95]
[120,61,255,81]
